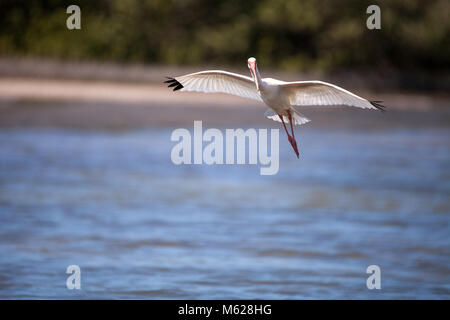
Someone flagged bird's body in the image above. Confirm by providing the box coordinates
[165,57,385,158]
[260,79,289,113]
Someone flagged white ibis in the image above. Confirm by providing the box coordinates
[165,57,385,158]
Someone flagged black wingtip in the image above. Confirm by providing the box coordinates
[164,77,176,83]
[164,77,184,91]
[370,100,387,112]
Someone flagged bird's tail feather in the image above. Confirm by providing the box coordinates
[264,109,310,126]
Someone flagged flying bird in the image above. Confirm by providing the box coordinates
[165,57,385,158]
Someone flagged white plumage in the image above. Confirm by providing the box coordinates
[280,81,378,110]
[165,57,385,158]
[175,70,262,102]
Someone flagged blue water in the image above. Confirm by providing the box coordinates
[0,126,449,299]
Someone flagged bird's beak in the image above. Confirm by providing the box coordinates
[248,63,259,90]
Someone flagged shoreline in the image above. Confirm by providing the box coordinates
[0,76,448,130]
[1,76,448,111]
[1,57,449,92]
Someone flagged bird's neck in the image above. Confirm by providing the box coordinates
[254,66,263,91]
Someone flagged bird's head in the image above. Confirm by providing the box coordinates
[247,57,259,90]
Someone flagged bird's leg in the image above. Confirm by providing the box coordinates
[287,110,300,158]
[287,110,296,139]
[278,113,299,158]
[278,114,291,139]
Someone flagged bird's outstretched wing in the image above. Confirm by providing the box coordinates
[279,81,386,111]
[165,70,262,102]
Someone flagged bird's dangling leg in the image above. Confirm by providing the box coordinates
[278,113,299,158]
[287,110,300,158]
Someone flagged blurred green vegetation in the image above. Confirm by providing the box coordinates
[0,0,449,72]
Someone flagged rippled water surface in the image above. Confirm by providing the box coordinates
[0,123,449,299]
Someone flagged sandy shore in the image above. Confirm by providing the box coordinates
[1,76,448,110]
[0,76,449,129]
[0,77,259,107]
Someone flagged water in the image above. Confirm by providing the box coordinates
[0,125,449,299]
